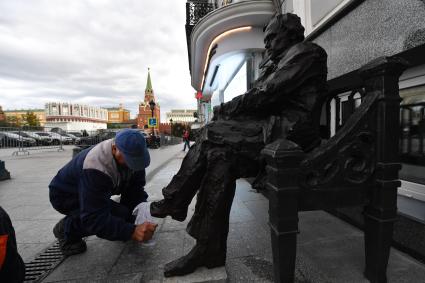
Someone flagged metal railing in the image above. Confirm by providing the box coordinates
[323,92,425,166]
[0,127,65,155]
[0,126,180,156]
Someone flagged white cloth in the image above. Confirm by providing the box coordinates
[132,202,154,225]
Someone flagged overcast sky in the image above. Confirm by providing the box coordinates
[0,0,196,121]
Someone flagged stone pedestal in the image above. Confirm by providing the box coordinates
[0,159,10,181]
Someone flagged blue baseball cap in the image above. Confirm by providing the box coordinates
[114,129,150,171]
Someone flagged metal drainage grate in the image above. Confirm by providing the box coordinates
[24,242,66,282]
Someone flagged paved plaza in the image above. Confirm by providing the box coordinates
[0,144,424,282]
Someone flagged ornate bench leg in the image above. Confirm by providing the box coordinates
[358,57,408,283]
[262,140,305,283]
[363,163,399,283]
[364,205,396,283]
[269,189,299,283]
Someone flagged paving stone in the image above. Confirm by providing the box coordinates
[297,211,363,245]
[35,206,64,220]
[234,179,264,202]
[226,256,274,283]
[43,239,126,282]
[160,216,190,233]
[109,230,185,275]
[75,272,145,283]
[226,228,252,260]
[6,205,52,220]
[13,219,57,244]
[18,242,50,263]
[229,200,256,224]
[242,198,269,230]
[164,266,227,283]
[182,232,196,255]
[387,249,425,283]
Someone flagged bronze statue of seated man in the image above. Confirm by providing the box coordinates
[150,13,328,277]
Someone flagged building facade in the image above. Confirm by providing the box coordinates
[137,69,161,130]
[45,102,107,131]
[3,109,46,126]
[166,109,197,124]
[106,104,131,123]
[185,0,275,123]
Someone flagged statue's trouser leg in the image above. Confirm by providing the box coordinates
[186,147,237,260]
[161,140,207,210]
[163,147,237,277]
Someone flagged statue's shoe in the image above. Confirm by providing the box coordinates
[164,244,225,277]
[150,199,187,222]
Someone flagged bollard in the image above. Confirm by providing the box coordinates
[0,159,11,181]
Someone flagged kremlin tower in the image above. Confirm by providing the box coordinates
[137,68,160,131]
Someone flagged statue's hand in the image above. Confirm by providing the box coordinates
[212,87,262,120]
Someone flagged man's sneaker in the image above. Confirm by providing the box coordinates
[150,200,187,222]
[53,217,87,256]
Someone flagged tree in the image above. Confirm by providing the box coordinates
[0,120,10,127]
[22,111,40,127]
[6,116,21,127]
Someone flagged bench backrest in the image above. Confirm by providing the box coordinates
[262,56,409,211]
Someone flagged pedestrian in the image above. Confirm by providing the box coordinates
[82,129,89,137]
[182,129,190,151]
[0,206,25,283]
[49,129,157,256]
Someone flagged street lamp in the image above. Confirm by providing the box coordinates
[149,100,156,135]
[149,100,156,118]
[169,118,173,136]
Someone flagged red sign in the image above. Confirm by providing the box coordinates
[196,91,202,100]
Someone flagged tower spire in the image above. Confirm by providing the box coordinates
[145,68,153,93]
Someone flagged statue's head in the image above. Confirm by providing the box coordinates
[264,13,305,62]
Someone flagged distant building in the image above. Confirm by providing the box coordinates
[3,109,46,126]
[166,109,197,124]
[137,69,161,130]
[45,102,107,131]
[106,104,131,123]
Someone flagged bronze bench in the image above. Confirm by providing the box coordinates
[262,57,408,283]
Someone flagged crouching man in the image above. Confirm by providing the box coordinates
[49,129,157,255]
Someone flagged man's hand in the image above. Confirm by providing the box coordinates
[131,222,157,242]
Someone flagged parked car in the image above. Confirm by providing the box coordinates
[64,133,81,144]
[76,131,117,146]
[34,132,56,144]
[49,132,74,145]
[68,131,83,138]
[0,132,36,147]
[146,133,160,148]
[14,131,53,146]
[34,132,71,145]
